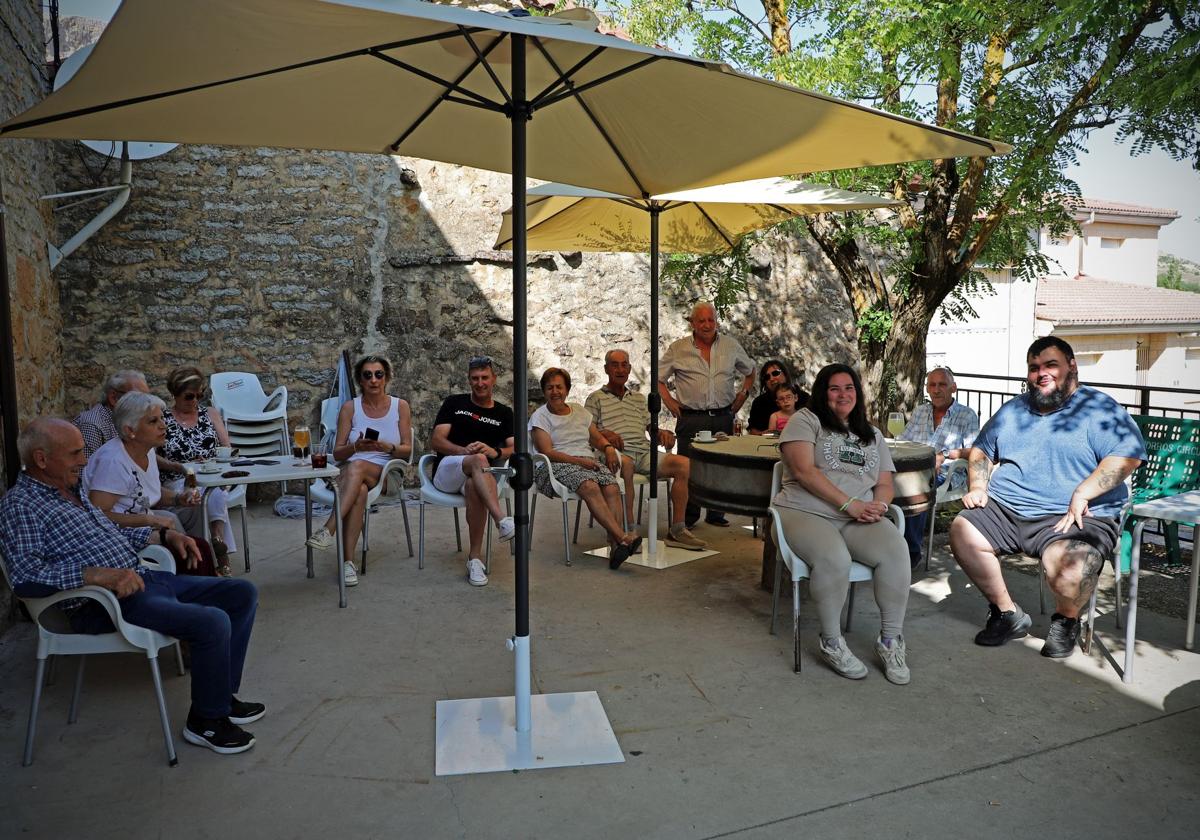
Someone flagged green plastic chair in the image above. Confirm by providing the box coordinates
[1110,415,1200,627]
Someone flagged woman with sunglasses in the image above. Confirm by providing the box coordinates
[748,359,808,435]
[160,366,237,575]
[305,355,411,587]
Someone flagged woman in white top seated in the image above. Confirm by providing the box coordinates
[305,355,411,587]
[530,367,641,570]
[773,363,911,685]
[83,390,217,575]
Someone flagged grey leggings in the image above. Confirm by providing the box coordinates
[776,507,911,639]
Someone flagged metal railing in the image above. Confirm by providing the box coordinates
[954,372,1200,426]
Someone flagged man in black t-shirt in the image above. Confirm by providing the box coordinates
[429,356,516,587]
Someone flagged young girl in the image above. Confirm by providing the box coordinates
[769,383,802,432]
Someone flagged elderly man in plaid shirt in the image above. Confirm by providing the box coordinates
[72,369,149,459]
[898,368,980,568]
[0,418,264,755]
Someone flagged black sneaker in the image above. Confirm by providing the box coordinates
[974,603,1033,646]
[229,697,266,725]
[1041,613,1080,659]
[183,715,255,755]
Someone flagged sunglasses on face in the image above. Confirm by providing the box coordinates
[180,392,201,401]
[767,369,785,378]
[361,370,387,380]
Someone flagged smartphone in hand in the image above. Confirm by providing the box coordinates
[364,428,380,441]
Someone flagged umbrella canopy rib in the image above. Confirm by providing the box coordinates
[690,203,736,249]
[1,28,493,135]
[389,33,509,150]
[371,51,502,111]
[458,28,513,106]
[531,45,606,104]
[536,56,662,111]
[531,43,651,198]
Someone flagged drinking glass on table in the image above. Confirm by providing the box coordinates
[311,443,328,469]
[887,412,905,438]
[293,424,311,464]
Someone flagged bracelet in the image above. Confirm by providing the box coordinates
[839,498,854,512]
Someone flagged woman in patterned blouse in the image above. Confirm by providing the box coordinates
[159,367,236,575]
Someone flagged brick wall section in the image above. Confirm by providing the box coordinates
[1,0,64,632]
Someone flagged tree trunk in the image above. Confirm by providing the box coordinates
[881,298,936,421]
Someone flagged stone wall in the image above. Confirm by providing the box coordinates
[2,0,63,632]
[53,144,858,444]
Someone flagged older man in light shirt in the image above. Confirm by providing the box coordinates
[658,301,755,528]
[898,367,979,567]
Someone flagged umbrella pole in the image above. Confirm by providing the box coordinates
[435,33,622,777]
[647,208,660,557]
[510,33,533,735]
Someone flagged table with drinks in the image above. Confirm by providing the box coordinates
[189,424,351,607]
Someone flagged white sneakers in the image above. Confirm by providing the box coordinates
[343,561,358,587]
[306,528,335,550]
[819,636,869,680]
[874,635,910,685]
[497,516,516,542]
[467,558,488,586]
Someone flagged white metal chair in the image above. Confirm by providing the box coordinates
[766,461,905,673]
[310,397,414,571]
[923,457,968,569]
[0,544,186,767]
[417,453,502,571]
[531,453,629,566]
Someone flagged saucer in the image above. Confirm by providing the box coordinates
[693,437,717,444]
[198,463,222,474]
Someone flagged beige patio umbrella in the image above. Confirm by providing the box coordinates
[497,179,902,562]
[0,0,1008,772]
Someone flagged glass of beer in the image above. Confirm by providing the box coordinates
[887,412,905,438]
[293,424,311,464]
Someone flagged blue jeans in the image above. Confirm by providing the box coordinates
[71,570,258,719]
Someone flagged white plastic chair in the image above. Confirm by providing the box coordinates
[0,544,186,767]
[310,397,414,570]
[210,372,288,426]
[923,457,968,569]
[766,461,905,673]
[210,372,290,475]
[417,453,502,571]
[577,447,670,533]
[199,482,251,571]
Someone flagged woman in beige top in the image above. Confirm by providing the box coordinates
[774,363,911,685]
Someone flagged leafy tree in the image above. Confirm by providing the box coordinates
[599,0,1199,417]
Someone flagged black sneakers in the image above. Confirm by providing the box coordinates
[974,603,1033,646]
[229,697,267,725]
[1041,613,1080,659]
[183,714,255,755]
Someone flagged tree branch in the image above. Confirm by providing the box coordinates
[948,29,1007,250]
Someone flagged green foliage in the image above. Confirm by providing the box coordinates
[1158,253,1200,292]
[856,305,894,345]
[662,237,753,315]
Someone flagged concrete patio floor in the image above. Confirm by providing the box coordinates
[1,498,1198,839]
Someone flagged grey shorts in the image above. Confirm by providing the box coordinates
[957,499,1119,559]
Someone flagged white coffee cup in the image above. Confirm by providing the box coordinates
[215,445,233,460]
[695,430,715,443]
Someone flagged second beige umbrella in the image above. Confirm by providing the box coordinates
[497,178,901,561]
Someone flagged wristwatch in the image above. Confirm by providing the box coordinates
[159,526,169,545]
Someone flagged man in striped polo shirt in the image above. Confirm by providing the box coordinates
[585,349,707,550]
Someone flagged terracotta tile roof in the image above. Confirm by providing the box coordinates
[1036,276,1200,327]
[1069,197,1180,219]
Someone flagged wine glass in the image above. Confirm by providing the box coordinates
[886,412,905,438]
[293,424,311,464]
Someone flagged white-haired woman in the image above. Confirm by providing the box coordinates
[83,391,222,576]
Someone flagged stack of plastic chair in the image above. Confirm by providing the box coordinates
[210,372,289,494]
[209,372,289,458]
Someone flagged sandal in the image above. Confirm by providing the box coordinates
[215,564,234,578]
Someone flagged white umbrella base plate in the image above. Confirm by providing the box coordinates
[435,691,624,776]
[584,539,718,570]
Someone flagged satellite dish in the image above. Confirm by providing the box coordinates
[54,44,178,160]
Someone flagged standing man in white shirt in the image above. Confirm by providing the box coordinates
[658,302,755,528]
